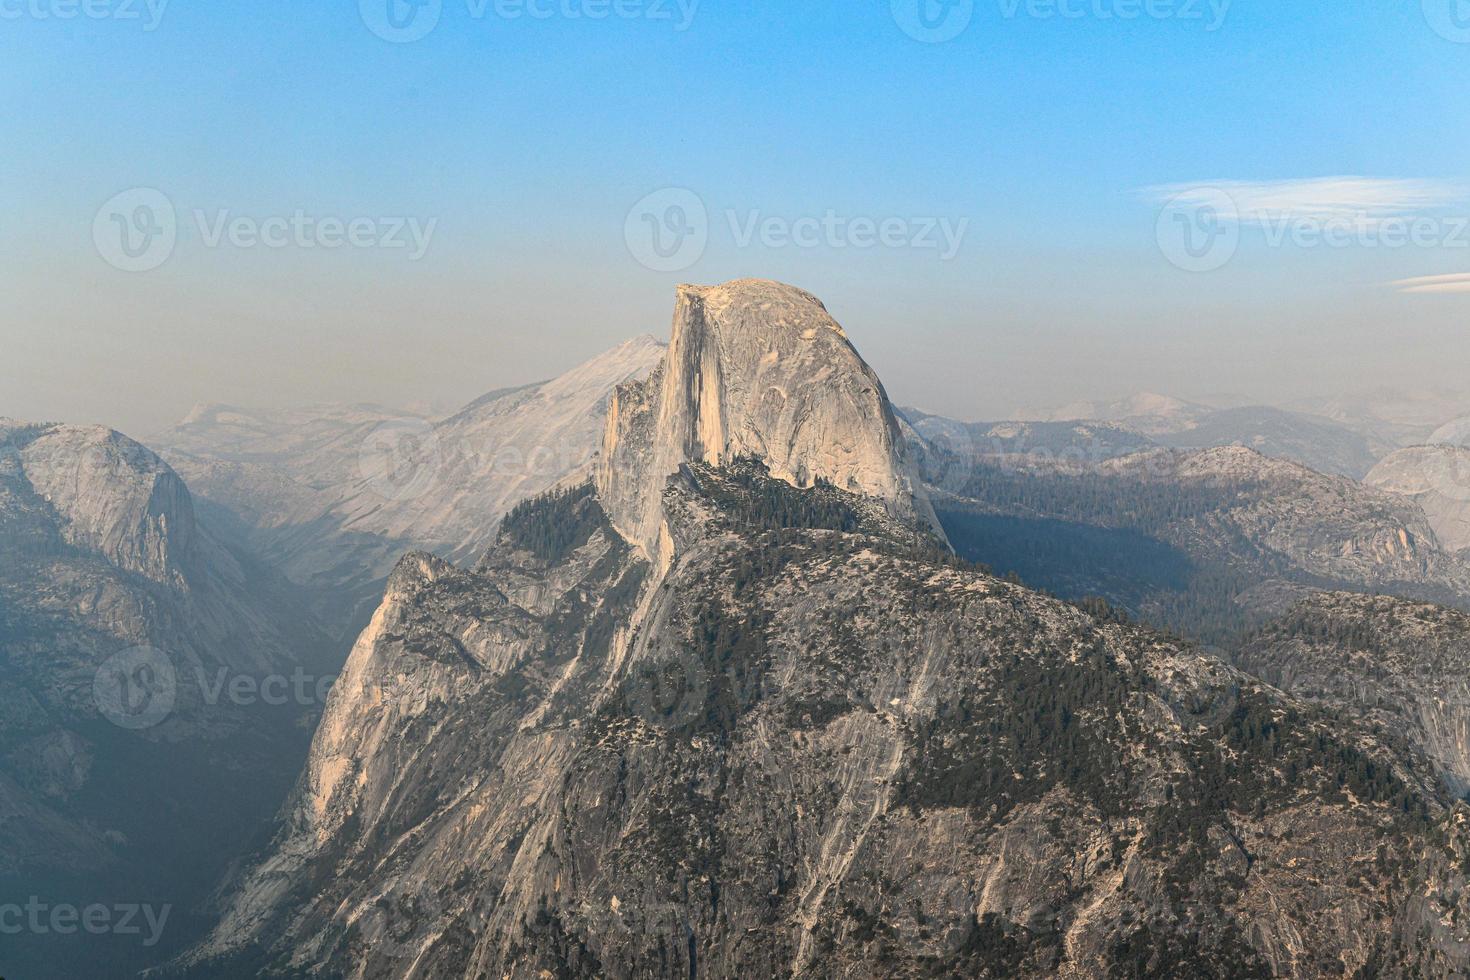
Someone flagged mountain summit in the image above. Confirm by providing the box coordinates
[184,285,1470,979]
[597,279,941,562]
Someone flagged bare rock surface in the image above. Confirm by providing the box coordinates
[183,284,1470,978]
[597,280,940,562]
[1366,445,1470,554]
[0,419,333,977]
[1239,592,1470,797]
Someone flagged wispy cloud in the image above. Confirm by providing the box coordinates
[1148,176,1467,224]
[1392,273,1470,294]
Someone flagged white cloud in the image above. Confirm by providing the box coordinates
[1392,273,1470,294]
[1148,177,1467,224]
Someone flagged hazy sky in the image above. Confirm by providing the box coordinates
[5,2,1470,436]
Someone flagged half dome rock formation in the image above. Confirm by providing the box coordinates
[597,279,941,562]
[1367,445,1470,554]
[180,291,1470,979]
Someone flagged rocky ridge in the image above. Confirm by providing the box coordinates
[183,283,1470,978]
[929,444,1470,642]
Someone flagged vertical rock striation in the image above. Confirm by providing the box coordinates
[596,280,941,562]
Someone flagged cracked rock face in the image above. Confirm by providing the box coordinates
[596,280,941,562]
[182,282,1470,978]
[189,468,1470,979]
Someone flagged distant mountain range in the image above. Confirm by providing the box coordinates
[13,282,1470,978]
[151,336,664,641]
[927,444,1470,644]
[0,420,334,977]
[912,390,1415,479]
[170,281,1470,979]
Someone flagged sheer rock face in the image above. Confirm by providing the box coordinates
[3,419,199,587]
[189,472,1470,979]
[1367,445,1470,554]
[597,280,941,562]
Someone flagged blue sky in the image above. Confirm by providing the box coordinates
[4,1,1470,432]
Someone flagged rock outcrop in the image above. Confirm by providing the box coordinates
[1366,445,1470,554]
[187,464,1470,979]
[0,419,331,978]
[182,284,1470,978]
[596,280,940,562]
